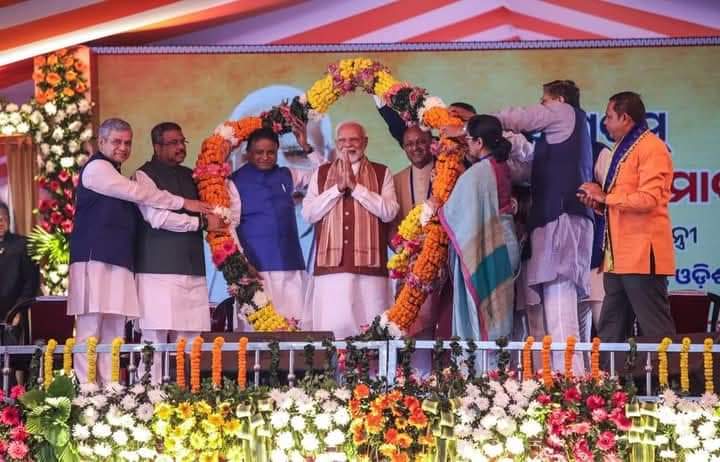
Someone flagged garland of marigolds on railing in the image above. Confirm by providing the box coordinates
[680,337,691,393]
[591,337,601,382]
[212,337,224,388]
[658,337,671,389]
[704,337,714,394]
[195,57,464,338]
[564,335,576,378]
[542,336,552,389]
[522,336,534,381]
[110,337,123,383]
[176,337,187,390]
[62,337,74,375]
[238,336,249,390]
[86,336,97,384]
[44,338,57,390]
[191,336,203,393]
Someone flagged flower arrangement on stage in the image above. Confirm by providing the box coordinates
[26,47,94,295]
[0,386,32,462]
[652,389,720,461]
[267,386,352,462]
[196,57,463,337]
[72,382,163,461]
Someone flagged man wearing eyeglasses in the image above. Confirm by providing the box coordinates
[69,118,212,384]
[133,122,224,383]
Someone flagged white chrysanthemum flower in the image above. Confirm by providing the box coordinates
[131,425,152,443]
[16,122,29,134]
[119,450,139,462]
[493,392,511,408]
[314,413,332,431]
[271,410,291,429]
[5,103,18,112]
[51,127,64,141]
[120,414,135,429]
[496,416,517,437]
[455,424,472,439]
[334,388,351,402]
[661,389,679,406]
[39,121,49,133]
[705,437,720,452]
[72,424,91,440]
[72,396,87,407]
[29,110,43,125]
[130,383,145,395]
[473,427,492,442]
[699,420,717,440]
[482,442,504,458]
[700,393,719,409]
[135,403,154,422]
[490,406,507,418]
[659,449,677,459]
[91,394,108,410]
[325,428,345,447]
[65,103,78,115]
[687,450,710,462]
[78,98,91,113]
[78,444,94,458]
[20,103,31,113]
[506,436,525,455]
[314,389,330,402]
[120,394,138,411]
[75,153,88,166]
[657,406,678,425]
[54,110,66,124]
[297,400,315,416]
[322,399,339,413]
[654,434,670,446]
[44,102,57,115]
[92,423,112,438]
[280,397,295,410]
[137,447,156,459]
[49,145,63,157]
[677,433,701,449]
[269,388,286,403]
[301,433,320,452]
[34,131,43,143]
[1,125,14,136]
[68,139,80,153]
[508,404,525,418]
[290,415,306,431]
[277,431,294,450]
[475,396,490,412]
[520,418,542,438]
[79,127,92,141]
[8,111,22,126]
[333,407,350,426]
[112,429,129,446]
[82,406,98,426]
[252,290,269,308]
[271,448,289,462]
[147,388,166,404]
[68,120,83,132]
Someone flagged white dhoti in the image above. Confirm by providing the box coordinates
[306,273,392,340]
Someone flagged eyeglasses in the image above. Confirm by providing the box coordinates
[107,138,132,148]
[160,139,189,147]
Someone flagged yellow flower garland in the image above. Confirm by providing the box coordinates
[658,337,672,389]
[680,337,691,393]
[110,337,124,383]
[44,338,57,390]
[247,303,288,331]
[63,337,75,375]
[86,336,98,384]
[704,337,714,394]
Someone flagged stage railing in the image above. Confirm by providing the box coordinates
[1,339,718,398]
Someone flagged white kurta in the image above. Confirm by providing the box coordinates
[67,159,184,317]
[134,170,211,332]
[302,161,399,339]
[227,152,325,325]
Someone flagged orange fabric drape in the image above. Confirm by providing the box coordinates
[0,135,37,236]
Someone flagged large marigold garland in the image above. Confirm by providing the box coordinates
[196,57,463,336]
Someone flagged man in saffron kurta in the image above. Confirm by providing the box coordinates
[579,92,676,341]
[303,121,399,339]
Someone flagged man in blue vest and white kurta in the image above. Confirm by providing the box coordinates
[228,123,325,327]
[494,80,594,374]
[68,118,211,384]
[135,122,224,383]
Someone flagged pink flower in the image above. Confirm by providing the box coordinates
[609,408,631,431]
[212,249,228,267]
[612,391,629,408]
[597,431,617,451]
[586,394,606,410]
[10,424,28,442]
[569,421,591,435]
[10,385,25,399]
[0,438,7,454]
[537,393,552,405]
[0,407,20,427]
[222,240,237,255]
[572,439,593,462]
[7,440,28,459]
[592,408,608,422]
[563,386,581,403]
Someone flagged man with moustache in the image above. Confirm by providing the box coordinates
[68,118,211,384]
[303,121,399,339]
[134,122,223,383]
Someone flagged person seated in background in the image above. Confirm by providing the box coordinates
[0,200,39,385]
[228,121,325,328]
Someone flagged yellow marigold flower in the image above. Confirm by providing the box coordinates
[224,418,242,436]
[195,400,212,415]
[155,403,173,421]
[200,452,219,462]
[207,412,225,428]
[177,401,193,419]
[190,432,207,450]
[179,417,196,433]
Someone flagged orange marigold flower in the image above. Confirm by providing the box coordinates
[395,417,407,430]
[65,70,77,81]
[35,56,46,66]
[396,433,412,449]
[391,451,409,462]
[349,398,362,417]
[365,412,383,434]
[47,54,59,66]
[74,60,86,72]
[44,89,56,101]
[408,409,428,428]
[354,383,370,399]
[62,56,75,67]
[63,87,75,97]
[384,428,398,444]
[75,82,88,93]
[45,72,61,86]
[32,71,44,83]
[403,396,420,411]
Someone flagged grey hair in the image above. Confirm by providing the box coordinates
[335,120,367,139]
[98,118,132,139]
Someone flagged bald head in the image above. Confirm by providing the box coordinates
[402,126,433,169]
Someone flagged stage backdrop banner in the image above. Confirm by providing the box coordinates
[96,46,720,293]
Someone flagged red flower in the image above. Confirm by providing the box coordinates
[569,421,591,435]
[9,386,24,400]
[57,170,71,183]
[10,423,28,442]
[63,188,74,200]
[537,393,552,405]
[612,391,629,409]
[40,220,52,232]
[592,408,609,422]
[586,394,606,410]
[0,439,7,454]
[0,406,20,426]
[573,438,593,462]
[61,219,73,234]
[7,440,28,459]
[50,211,63,225]
[563,386,581,403]
[609,408,631,431]
[597,431,617,451]
[49,180,60,191]
[64,203,75,216]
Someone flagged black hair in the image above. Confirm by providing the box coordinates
[246,127,279,151]
[150,122,182,146]
[449,102,477,114]
[609,91,646,124]
[543,80,581,109]
[466,114,511,162]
